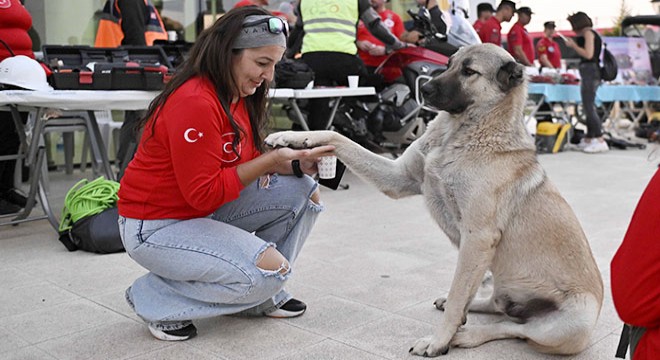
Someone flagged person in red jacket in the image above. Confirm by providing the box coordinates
[118,7,334,341]
[507,6,534,66]
[356,0,405,74]
[611,168,660,359]
[536,21,562,69]
[472,2,495,39]
[0,0,33,214]
[478,0,514,46]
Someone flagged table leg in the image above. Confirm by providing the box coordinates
[525,94,545,125]
[323,96,343,131]
[86,110,115,180]
[0,107,50,227]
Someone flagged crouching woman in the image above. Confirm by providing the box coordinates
[117,6,334,341]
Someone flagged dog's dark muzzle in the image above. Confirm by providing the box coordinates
[421,76,472,114]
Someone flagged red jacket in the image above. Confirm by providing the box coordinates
[536,36,562,69]
[611,169,660,360]
[473,19,486,38]
[479,16,502,46]
[0,0,34,61]
[357,8,404,67]
[118,77,259,220]
[507,22,534,64]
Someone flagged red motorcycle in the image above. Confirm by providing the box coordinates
[352,9,450,152]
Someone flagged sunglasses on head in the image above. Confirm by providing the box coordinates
[243,16,289,37]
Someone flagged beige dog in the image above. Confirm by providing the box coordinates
[265,44,603,357]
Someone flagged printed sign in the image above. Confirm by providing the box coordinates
[602,36,654,84]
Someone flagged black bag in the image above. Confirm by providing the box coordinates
[57,177,124,254]
[58,207,124,254]
[274,58,314,89]
[601,44,618,81]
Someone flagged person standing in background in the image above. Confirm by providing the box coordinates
[0,0,33,214]
[472,2,495,38]
[507,6,534,67]
[288,0,407,130]
[96,0,168,177]
[356,0,405,75]
[564,11,609,153]
[478,0,514,46]
[536,21,562,69]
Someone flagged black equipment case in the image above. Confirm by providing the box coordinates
[42,45,174,90]
[152,39,193,68]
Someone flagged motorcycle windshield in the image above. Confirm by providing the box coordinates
[447,13,481,48]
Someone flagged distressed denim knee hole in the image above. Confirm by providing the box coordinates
[256,245,290,276]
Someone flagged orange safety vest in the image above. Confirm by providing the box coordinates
[94,0,167,47]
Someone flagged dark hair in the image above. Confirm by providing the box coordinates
[477,3,494,16]
[567,12,593,32]
[497,0,515,12]
[139,6,273,157]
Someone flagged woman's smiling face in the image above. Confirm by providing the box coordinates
[232,45,285,98]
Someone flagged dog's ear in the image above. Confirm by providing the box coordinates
[496,61,525,92]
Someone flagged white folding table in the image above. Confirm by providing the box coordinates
[269,87,376,131]
[0,87,375,229]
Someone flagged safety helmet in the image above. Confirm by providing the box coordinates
[0,55,53,91]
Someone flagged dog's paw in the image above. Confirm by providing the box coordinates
[433,297,447,311]
[409,336,450,357]
[264,131,313,149]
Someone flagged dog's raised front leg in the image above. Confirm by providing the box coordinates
[265,130,425,198]
[410,229,500,357]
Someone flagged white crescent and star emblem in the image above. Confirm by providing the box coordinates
[221,132,241,163]
[184,128,203,143]
[0,0,11,9]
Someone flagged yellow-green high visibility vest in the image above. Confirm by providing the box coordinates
[300,0,359,55]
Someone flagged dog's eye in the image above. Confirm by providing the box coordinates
[462,68,477,76]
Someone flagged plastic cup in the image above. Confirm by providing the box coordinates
[348,75,359,88]
[317,156,337,179]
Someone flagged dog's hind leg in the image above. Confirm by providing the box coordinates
[452,294,600,355]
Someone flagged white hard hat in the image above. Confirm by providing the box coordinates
[0,55,53,91]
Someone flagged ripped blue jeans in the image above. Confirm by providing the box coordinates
[118,174,322,331]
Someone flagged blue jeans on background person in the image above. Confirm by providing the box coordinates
[118,174,322,332]
[579,62,603,138]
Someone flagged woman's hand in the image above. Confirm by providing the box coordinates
[236,145,334,186]
[268,145,336,176]
[564,37,576,49]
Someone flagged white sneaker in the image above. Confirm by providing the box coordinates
[577,138,590,150]
[583,139,609,153]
